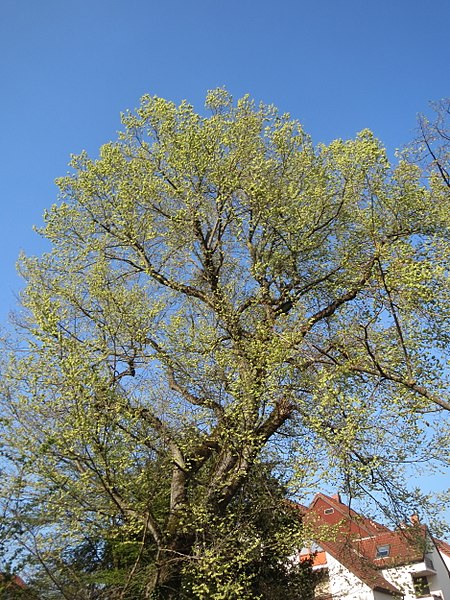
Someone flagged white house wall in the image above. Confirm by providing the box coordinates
[428,542,450,599]
[372,593,397,600]
[321,544,450,600]
[325,553,376,600]
[440,551,450,572]
[382,563,419,599]
[381,544,450,600]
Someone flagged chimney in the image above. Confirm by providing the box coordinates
[331,493,341,503]
[410,513,420,524]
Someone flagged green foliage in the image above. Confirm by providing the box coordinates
[181,466,316,600]
[412,97,450,193]
[1,90,450,597]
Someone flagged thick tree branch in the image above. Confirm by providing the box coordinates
[294,255,377,342]
[350,364,450,411]
[257,396,296,442]
[133,241,212,305]
[167,365,224,418]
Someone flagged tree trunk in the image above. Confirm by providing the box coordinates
[147,533,194,599]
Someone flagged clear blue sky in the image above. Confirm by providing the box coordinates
[1,0,449,513]
[1,0,449,321]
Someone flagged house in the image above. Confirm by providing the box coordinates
[297,493,450,600]
[0,573,26,597]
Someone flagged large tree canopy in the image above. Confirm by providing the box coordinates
[1,90,450,598]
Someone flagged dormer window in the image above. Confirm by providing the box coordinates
[324,508,334,515]
[376,544,390,558]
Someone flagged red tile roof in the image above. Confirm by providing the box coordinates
[301,493,429,596]
[301,550,328,566]
[435,537,450,557]
[0,573,26,590]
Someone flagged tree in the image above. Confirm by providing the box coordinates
[406,97,450,537]
[1,89,450,598]
[413,97,450,190]
[15,464,314,599]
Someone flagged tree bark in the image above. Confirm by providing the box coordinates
[146,532,195,599]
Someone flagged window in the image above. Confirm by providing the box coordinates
[376,544,390,558]
[324,508,334,515]
[413,575,430,597]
